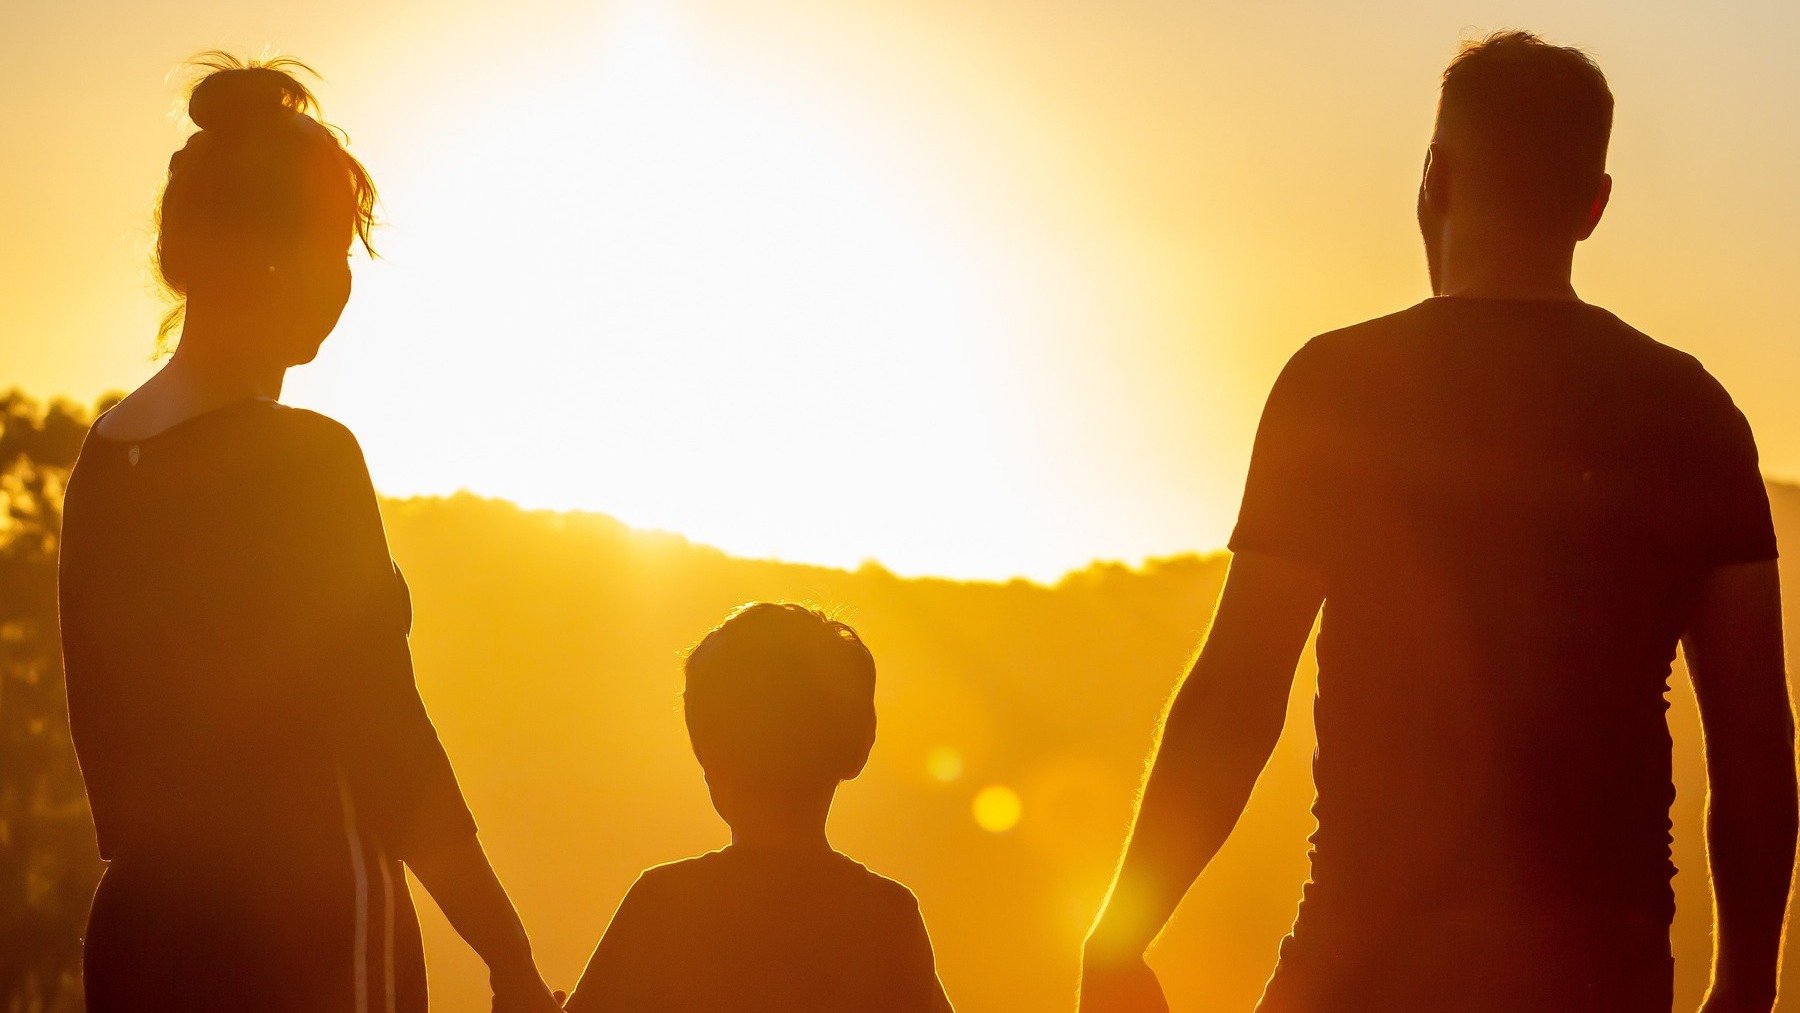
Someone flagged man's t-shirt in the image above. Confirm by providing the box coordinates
[565,846,953,1012]
[1231,297,1777,1010]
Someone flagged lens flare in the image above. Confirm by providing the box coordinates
[972,784,1022,834]
[927,746,965,783]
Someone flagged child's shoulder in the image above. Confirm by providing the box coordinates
[825,852,927,915]
[627,850,731,893]
[605,851,733,929]
[630,847,923,916]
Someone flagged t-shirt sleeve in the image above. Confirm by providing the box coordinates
[565,873,666,1013]
[1679,367,1777,569]
[290,418,477,860]
[888,887,955,1012]
[1228,342,1344,571]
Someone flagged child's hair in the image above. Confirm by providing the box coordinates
[684,603,877,784]
[154,53,378,349]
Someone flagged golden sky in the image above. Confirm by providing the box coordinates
[4,0,1797,579]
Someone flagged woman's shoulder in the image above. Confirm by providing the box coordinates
[248,404,375,476]
[86,397,363,459]
[259,403,360,449]
[185,404,381,514]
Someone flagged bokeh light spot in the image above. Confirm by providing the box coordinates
[927,746,965,783]
[972,784,1022,833]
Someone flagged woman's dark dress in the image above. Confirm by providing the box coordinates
[58,400,477,1011]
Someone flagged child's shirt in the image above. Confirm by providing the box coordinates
[565,845,953,1012]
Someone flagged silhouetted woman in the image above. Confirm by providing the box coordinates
[57,56,561,1012]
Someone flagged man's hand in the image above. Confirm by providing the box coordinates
[1079,551,1322,1012]
[1685,560,1795,1012]
[1697,983,1776,1013]
[1078,947,1170,1013]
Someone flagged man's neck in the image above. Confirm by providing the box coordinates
[1433,223,1581,302]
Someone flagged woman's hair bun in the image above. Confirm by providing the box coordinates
[154,52,377,351]
[187,57,316,134]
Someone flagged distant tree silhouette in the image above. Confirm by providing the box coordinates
[0,392,106,1013]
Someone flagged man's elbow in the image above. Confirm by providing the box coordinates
[1160,672,1288,762]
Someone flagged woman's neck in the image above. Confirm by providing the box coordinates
[97,314,287,441]
[166,305,288,401]
[163,340,286,403]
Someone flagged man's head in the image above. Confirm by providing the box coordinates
[1420,32,1615,284]
[684,603,878,825]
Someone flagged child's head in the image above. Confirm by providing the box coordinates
[684,603,877,818]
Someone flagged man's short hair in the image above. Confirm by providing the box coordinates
[684,602,877,784]
[1437,31,1614,226]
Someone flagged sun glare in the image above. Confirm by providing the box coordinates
[291,0,1127,581]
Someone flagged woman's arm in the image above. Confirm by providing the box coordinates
[408,834,562,1011]
[290,415,559,1010]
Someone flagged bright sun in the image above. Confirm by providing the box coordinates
[289,1,1134,581]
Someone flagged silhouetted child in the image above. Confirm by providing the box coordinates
[564,603,954,1012]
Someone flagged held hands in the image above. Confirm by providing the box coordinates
[489,961,565,1013]
[1697,985,1776,1013]
[1078,946,1170,1013]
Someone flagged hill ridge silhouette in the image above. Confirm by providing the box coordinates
[372,479,1800,1012]
[379,487,1238,591]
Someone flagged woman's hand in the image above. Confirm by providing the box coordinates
[408,835,562,1012]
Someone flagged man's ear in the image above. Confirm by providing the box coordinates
[1576,173,1612,242]
[1420,143,1451,213]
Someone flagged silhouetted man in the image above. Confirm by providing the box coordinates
[1081,32,1794,1013]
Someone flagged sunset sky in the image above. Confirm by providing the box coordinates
[4,0,1797,580]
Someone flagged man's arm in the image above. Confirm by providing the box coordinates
[1685,560,1796,1013]
[1080,551,1325,1010]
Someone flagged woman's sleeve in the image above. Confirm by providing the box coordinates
[288,416,477,861]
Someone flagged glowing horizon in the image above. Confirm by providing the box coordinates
[6,0,1798,582]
